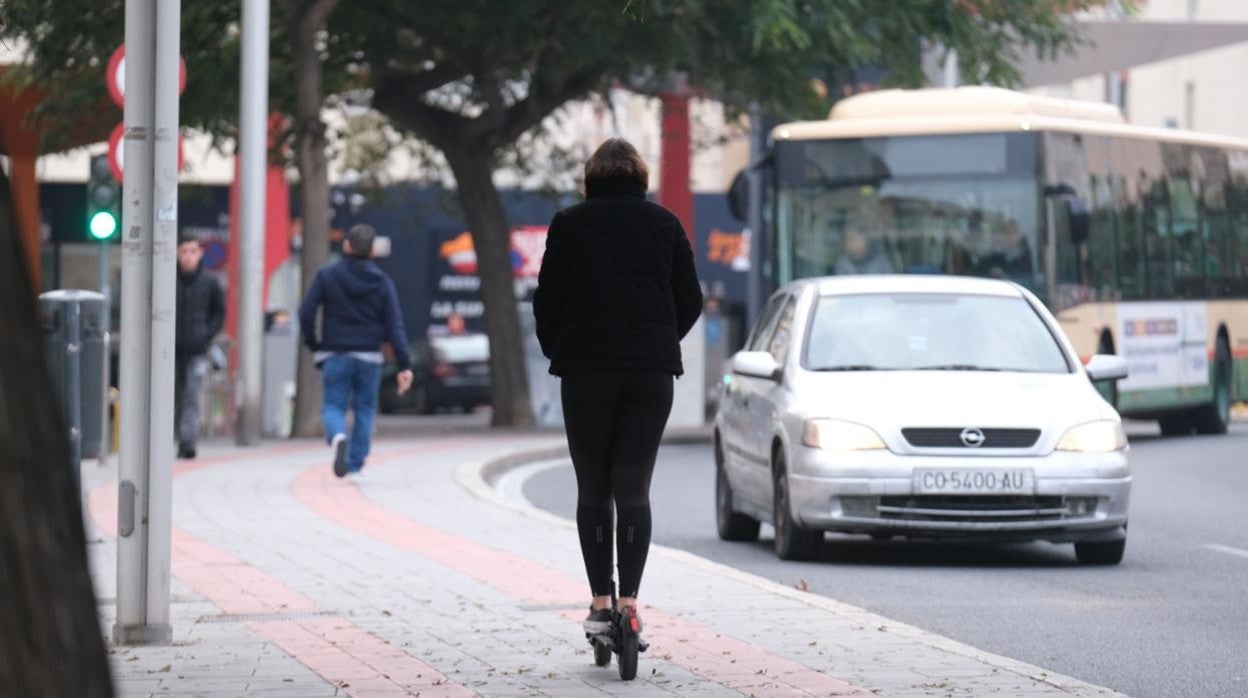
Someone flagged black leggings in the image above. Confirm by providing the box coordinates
[561,371,674,599]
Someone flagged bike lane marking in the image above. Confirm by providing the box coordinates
[292,459,871,697]
[88,444,472,698]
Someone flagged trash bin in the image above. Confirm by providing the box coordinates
[40,290,109,472]
[261,316,298,437]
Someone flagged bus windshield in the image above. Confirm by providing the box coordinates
[772,133,1042,295]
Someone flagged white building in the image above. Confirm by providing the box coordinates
[1031,0,1248,137]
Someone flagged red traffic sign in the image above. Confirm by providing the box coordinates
[106,45,187,108]
[107,122,186,182]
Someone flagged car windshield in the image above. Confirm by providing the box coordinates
[803,293,1071,373]
[432,334,490,363]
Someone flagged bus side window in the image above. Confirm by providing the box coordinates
[1231,174,1248,293]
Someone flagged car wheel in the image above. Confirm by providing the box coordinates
[715,438,760,542]
[1158,413,1194,436]
[1194,337,1232,435]
[772,451,821,561]
[1074,538,1125,565]
[411,386,428,415]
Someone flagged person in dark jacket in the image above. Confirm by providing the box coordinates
[533,138,703,650]
[299,224,413,479]
[175,233,225,459]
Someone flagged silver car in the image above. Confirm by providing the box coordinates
[714,275,1131,564]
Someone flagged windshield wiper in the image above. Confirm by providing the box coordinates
[913,364,1004,372]
[811,364,888,371]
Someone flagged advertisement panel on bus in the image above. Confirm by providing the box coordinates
[1117,302,1209,392]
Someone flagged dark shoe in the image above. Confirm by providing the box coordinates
[177,443,196,460]
[331,434,348,478]
[582,606,613,636]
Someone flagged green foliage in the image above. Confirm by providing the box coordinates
[3,0,1104,152]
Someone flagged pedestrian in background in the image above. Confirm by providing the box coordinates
[533,138,703,656]
[174,232,225,460]
[299,224,413,480]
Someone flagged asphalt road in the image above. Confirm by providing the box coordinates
[524,423,1248,698]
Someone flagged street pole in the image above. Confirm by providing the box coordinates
[146,0,181,634]
[98,243,111,333]
[943,49,959,88]
[98,240,112,460]
[115,0,161,645]
[745,102,764,332]
[114,0,179,645]
[236,0,269,445]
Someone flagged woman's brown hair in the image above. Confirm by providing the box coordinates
[584,138,649,188]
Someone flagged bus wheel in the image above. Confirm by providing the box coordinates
[1158,413,1194,437]
[1194,337,1232,435]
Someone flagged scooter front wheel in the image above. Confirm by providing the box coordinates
[593,637,612,667]
[617,609,640,681]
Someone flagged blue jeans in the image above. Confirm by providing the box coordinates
[321,355,382,472]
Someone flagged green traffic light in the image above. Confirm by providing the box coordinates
[89,210,118,240]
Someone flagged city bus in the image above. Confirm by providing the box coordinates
[736,86,1248,435]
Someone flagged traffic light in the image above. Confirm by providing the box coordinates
[87,155,120,242]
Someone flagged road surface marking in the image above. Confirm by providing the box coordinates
[293,459,873,697]
[88,445,472,697]
[1204,543,1248,560]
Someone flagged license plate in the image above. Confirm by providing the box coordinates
[913,469,1034,495]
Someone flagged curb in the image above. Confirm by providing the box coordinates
[455,439,1123,698]
[479,426,712,486]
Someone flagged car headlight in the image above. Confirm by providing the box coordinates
[1056,420,1127,453]
[802,419,886,451]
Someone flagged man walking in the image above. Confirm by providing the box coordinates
[175,233,225,459]
[299,224,412,479]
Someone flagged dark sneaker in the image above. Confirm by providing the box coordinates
[582,606,613,636]
[177,443,196,460]
[331,434,349,478]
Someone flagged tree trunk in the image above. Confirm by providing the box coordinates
[285,0,339,438]
[444,146,535,428]
[0,163,114,694]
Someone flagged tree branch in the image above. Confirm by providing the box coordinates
[305,0,341,30]
[373,75,472,152]
[485,62,609,151]
[474,69,509,129]
[374,61,472,100]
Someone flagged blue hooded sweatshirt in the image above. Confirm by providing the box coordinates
[298,257,412,369]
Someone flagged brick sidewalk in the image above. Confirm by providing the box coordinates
[83,434,1121,697]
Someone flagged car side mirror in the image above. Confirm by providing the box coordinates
[1085,354,1128,383]
[727,168,749,222]
[1066,199,1090,245]
[732,351,781,381]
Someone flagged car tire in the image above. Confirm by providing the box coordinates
[772,451,821,561]
[1074,538,1125,565]
[1194,337,1232,435]
[715,438,760,543]
[1158,413,1194,437]
[408,386,428,415]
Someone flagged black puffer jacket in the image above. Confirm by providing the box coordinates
[175,263,225,357]
[533,176,704,376]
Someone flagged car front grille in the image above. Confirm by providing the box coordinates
[874,495,1092,523]
[901,428,1040,449]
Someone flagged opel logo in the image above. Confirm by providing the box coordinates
[960,427,986,448]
